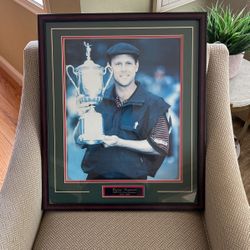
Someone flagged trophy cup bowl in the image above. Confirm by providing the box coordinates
[66,42,112,145]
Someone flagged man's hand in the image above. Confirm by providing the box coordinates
[102,136,160,155]
[102,135,120,147]
[76,94,91,116]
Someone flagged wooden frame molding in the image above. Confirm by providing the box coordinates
[153,0,196,12]
[0,56,23,86]
[14,0,51,14]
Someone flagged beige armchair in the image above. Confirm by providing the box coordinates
[0,42,249,249]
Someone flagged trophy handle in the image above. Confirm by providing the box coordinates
[66,65,80,95]
[102,64,113,95]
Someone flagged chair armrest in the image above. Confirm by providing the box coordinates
[0,41,42,249]
[205,44,250,249]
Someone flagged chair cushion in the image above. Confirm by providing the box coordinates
[33,211,209,249]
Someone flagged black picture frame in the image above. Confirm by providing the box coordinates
[38,12,206,210]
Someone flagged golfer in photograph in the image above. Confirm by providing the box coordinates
[74,42,172,180]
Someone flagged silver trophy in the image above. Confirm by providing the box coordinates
[66,42,113,145]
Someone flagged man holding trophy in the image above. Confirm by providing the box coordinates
[71,42,172,180]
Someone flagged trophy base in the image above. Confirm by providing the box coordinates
[78,108,104,145]
[78,134,104,145]
[84,139,103,145]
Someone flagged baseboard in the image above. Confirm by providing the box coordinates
[0,56,23,86]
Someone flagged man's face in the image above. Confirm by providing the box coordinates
[110,54,139,87]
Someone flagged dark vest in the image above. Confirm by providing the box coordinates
[81,82,170,179]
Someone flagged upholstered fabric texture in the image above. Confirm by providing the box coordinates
[0,41,43,249]
[33,211,209,250]
[1,42,250,250]
[205,44,250,249]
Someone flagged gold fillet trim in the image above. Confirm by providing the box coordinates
[55,190,90,193]
[50,26,195,194]
[191,27,194,192]
[157,190,193,193]
[51,26,194,31]
[50,29,57,192]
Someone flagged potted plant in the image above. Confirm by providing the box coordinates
[206,2,250,78]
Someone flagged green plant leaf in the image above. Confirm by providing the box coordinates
[206,1,250,54]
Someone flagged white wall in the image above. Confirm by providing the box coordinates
[80,0,207,13]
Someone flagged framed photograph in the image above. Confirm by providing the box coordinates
[153,0,196,12]
[39,13,206,210]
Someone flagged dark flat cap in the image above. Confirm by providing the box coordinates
[106,42,140,58]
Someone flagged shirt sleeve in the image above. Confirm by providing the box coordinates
[148,112,172,155]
